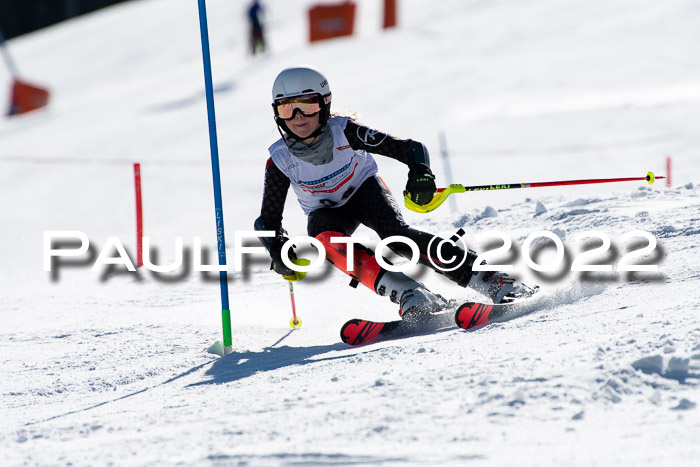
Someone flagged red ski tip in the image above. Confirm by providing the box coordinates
[341,319,386,345]
[455,302,494,330]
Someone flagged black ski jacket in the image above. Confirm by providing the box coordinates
[257,120,430,234]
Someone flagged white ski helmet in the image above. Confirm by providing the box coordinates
[272,65,331,102]
[271,66,332,133]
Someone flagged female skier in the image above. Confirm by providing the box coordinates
[254,66,535,318]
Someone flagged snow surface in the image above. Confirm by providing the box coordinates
[1,0,699,465]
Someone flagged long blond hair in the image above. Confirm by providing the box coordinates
[331,109,360,121]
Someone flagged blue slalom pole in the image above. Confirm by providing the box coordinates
[197,0,232,356]
[0,26,20,77]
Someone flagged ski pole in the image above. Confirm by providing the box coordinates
[286,280,302,329]
[283,258,310,329]
[405,171,664,213]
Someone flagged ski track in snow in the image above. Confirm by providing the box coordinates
[1,0,700,465]
[3,184,699,466]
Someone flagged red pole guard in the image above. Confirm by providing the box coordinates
[666,156,672,188]
[133,163,143,267]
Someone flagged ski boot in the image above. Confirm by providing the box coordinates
[375,270,451,319]
[469,270,539,304]
[314,231,453,318]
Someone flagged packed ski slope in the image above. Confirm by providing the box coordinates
[1,0,699,465]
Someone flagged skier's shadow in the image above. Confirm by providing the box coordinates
[191,321,462,386]
[188,336,358,387]
[25,336,364,425]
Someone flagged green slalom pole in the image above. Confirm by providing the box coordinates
[197,0,232,355]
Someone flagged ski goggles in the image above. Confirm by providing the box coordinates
[273,93,330,120]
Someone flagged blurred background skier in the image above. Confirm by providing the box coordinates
[247,0,265,55]
[255,66,537,318]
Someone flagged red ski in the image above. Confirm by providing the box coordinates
[340,311,453,345]
[341,300,538,345]
[454,302,514,330]
[455,300,541,329]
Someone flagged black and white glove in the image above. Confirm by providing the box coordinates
[404,163,437,206]
[268,236,297,277]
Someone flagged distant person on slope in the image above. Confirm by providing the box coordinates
[247,0,266,55]
[254,66,537,318]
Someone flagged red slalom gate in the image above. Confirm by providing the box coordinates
[383,0,397,29]
[133,163,143,267]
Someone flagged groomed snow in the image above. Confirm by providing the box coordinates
[1,0,699,465]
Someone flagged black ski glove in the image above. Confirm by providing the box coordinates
[268,236,297,277]
[404,163,437,206]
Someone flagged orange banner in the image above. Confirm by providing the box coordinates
[8,78,50,115]
[308,2,356,43]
